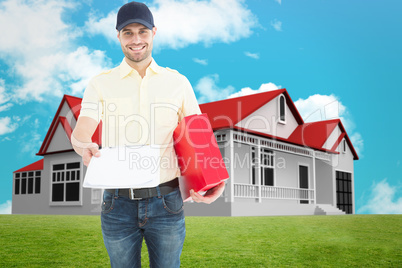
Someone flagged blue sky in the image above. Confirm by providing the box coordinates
[0,0,401,214]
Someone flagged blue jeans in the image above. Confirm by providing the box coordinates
[101,187,186,268]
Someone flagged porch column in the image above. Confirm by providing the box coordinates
[257,141,262,203]
[229,130,235,203]
[312,151,317,204]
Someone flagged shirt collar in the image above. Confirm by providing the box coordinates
[119,58,162,79]
[148,59,163,74]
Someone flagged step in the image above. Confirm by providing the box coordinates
[315,204,345,215]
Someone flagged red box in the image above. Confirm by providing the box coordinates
[173,114,229,201]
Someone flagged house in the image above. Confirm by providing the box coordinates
[12,95,103,215]
[12,89,358,216]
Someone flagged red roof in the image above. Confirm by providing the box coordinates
[37,95,102,156]
[35,91,357,160]
[288,119,358,160]
[14,159,44,173]
[64,95,83,119]
[199,88,304,129]
[288,119,339,151]
[200,89,358,160]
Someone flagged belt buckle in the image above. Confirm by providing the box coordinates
[130,189,142,200]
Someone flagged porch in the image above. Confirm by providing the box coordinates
[215,129,332,205]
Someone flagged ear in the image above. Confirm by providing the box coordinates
[152,27,157,37]
[117,30,120,40]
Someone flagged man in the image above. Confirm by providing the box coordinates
[71,1,225,267]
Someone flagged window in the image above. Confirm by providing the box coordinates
[51,162,81,203]
[279,95,286,123]
[21,172,27,194]
[15,173,20,195]
[251,147,274,186]
[14,171,41,195]
[342,139,347,153]
[261,148,274,186]
[35,171,41,194]
[299,165,309,204]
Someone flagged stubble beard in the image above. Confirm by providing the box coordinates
[123,44,152,64]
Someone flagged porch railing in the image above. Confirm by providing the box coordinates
[234,183,314,201]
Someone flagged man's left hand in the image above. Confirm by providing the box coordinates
[190,181,226,204]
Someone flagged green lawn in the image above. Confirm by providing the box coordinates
[0,214,400,267]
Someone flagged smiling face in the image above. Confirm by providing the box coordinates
[117,23,156,67]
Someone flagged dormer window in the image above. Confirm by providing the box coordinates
[342,139,347,153]
[279,95,286,123]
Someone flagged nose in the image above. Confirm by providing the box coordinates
[132,33,141,44]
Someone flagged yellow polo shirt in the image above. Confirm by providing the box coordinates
[79,58,201,184]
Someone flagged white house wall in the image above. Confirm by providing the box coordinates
[232,142,252,184]
[235,95,299,139]
[333,138,355,172]
[315,159,335,205]
[275,151,314,189]
[47,123,73,153]
[12,171,44,214]
[231,201,318,216]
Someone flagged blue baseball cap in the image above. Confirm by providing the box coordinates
[116,1,155,31]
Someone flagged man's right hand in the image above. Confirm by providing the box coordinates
[82,143,101,167]
[71,116,100,166]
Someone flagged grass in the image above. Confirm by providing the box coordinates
[0,214,400,267]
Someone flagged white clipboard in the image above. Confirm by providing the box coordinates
[83,145,161,189]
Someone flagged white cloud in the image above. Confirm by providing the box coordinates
[350,132,364,157]
[294,94,364,156]
[195,77,282,104]
[295,94,345,123]
[153,0,258,49]
[194,74,235,103]
[85,9,117,42]
[0,0,112,102]
[86,0,258,50]
[275,0,282,4]
[244,51,260,59]
[358,179,402,214]
[0,200,11,214]
[0,79,12,112]
[193,58,208,66]
[20,117,43,154]
[0,117,18,135]
[63,47,111,95]
[228,82,281,99]
[271,19,282,31]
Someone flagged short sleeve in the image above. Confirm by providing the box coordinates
[79,79,103,123]
[179,77,201,121]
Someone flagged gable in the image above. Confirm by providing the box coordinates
[235,94,299,139]
[322,125,342,150]
[37,95,102,156]
[46,120,73,153]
